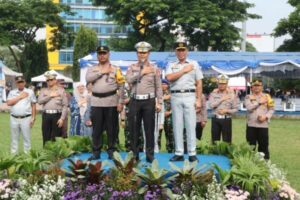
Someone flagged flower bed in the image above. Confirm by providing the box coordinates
[0,136,299,200]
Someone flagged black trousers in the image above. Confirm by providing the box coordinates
[246,126,269,159]
[91,106,119,157]
[196,122,204,140]
[211,117,232,143]
[129,98,155,160]
[42,113,62,146]
[183,122,203,153]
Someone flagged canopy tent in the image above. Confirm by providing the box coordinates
[79,51,300,82]
[0,60,23,88]
[31,70,73,83]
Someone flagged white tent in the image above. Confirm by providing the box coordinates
[31,70,73,83]
[228,76,249,90]
[2,65,22,77]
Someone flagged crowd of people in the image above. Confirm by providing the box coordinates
[6,41,275,162]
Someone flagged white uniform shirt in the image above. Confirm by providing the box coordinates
[165,59,203,90]
[7,88,36,116]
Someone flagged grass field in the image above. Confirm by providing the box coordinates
[0,112,299,191]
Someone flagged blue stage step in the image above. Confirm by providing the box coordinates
[61,152,231,173]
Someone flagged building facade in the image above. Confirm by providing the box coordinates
[47,0,130,70]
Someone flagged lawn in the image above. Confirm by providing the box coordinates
[0,112,300,191]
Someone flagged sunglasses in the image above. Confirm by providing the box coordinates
[47,79,54,82]
[98,52,108,55]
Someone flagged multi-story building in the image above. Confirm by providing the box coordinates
[47,0,131,71]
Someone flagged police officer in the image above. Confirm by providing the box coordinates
[38,71,68,145]
[245,79,274,159]
[7,76,36,153]
[209,74,238,144]
[158,79,175,153]
[196,94,208,140]
[166,41,203,162]
[86,45,125,160]
[126,41,162,163]
[57,79,71,138]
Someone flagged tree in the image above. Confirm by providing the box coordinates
[92,0,259,51]
[274,0,300,51]
[72,25,98,81]
[19,40,49,82]
[0,0,72,72]
[0,47,21,71]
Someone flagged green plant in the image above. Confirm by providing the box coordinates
[196,141,210,154]
[65,159,106,184]
[112,151,137,174]
[208,141,232,156]
[105,152,139,191]
[65,159,88,182]
[170,160,213,196]
[213,163,232,185]
[0,154,16,178]
[230,153,270,197]
[65,136,92,153]
[229,142,256,159]
[87,161,106,184]
[133,160,177,199]
[14,150,52,177]
[170,160,213,185]
[44,138,75,162]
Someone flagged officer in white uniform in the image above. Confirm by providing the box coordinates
[6,76,36,154]
[166,42,203,162]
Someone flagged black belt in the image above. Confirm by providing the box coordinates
[171,89,195,93]
[11,114,31,119]
[92,90,117,98]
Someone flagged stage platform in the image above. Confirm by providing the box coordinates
[61,152,231,173]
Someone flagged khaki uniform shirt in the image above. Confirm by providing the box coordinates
[196,94,208,122]
[209,88,239,116]
[38,86,68,120]
[245,93,274,128]
[86,64,125,107]
[126,63,162,104]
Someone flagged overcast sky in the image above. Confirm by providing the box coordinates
[245,0,293,34]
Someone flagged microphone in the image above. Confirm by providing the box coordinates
[138,59,145,83]
[140,59,145,69]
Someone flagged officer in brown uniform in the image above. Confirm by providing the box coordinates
[57,79,71,138]
[196,94,208,140]
[245,79,274,159]
[209,74,238,143]
[126,41,162,163]
[86,45,125,160]
[38,71,68,145]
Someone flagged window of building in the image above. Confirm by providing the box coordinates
[59,51,73,64]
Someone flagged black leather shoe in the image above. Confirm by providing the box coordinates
[188,156,198,162]
[88,154,100,161]
[170,155,184,162]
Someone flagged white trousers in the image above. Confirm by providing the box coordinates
[171,94,197,156]
[10,116,31,154]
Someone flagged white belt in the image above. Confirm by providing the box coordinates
[132,93,155,100]
[44,110,62,114]
[214,114,231,119]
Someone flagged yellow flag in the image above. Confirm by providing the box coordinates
[266,94,274,108]
[136,11,148,34]
[116,68,125,84]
